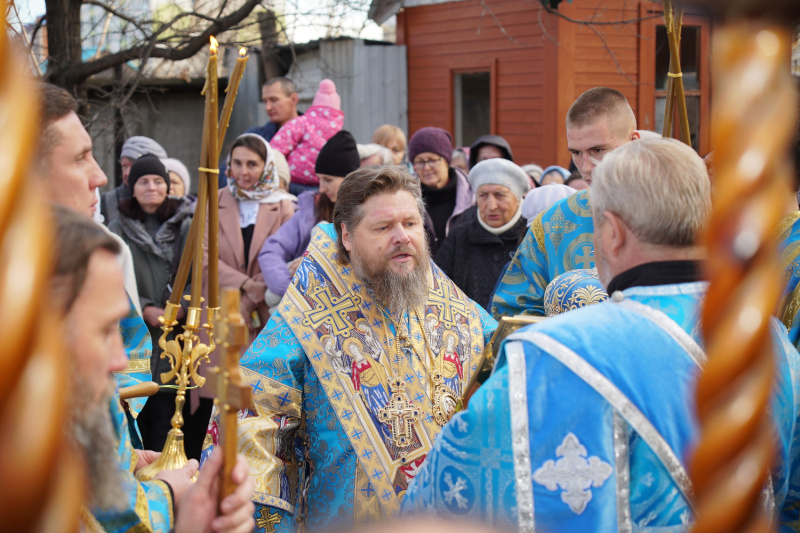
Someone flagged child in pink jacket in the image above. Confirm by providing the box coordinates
[270,79,344,193]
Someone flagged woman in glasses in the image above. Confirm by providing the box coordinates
[407,127,475,254]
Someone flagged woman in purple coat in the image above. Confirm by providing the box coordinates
[258,130,361,309]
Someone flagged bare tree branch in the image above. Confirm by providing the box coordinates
[64,0,261,83]
[82,0,149,33]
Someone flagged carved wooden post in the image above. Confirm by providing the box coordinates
[681,2,800,531]
[0,4,83,530]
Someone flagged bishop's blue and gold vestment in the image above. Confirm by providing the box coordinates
[404,281,800,531]
[204,223,496,532]
[492,189,593,318]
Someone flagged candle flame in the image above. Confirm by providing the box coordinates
[210,36,218,54]
[239,47,247,57]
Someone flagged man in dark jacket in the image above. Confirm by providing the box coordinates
[435,158,530,309]
[469,134,514,169]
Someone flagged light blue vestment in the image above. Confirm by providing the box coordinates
[404,282,800,531]
[92,390,173,532]
[202,223,496,532]
[112,294,153,438]
[491,189,593,318]
[778,212,800,349]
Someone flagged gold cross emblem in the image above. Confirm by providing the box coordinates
[429,280,466,324]
[378,378,420,449]
[304,285,358,335]
[255,507,283,533]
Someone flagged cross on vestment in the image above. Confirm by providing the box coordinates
[575,246,593,269]
[429,281,466,324]
[255,506,283,533]
[210,289,254,501]
[532,433,613,514]
[306,285,357,335]
[378,379,420,450]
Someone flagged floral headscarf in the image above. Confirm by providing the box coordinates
[226,133,295,204]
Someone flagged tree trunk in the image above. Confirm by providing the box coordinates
[44,0,83,91]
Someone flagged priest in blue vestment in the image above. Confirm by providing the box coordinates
[203,165,496,532]
[404,138,800,531]
[491,87,640,318]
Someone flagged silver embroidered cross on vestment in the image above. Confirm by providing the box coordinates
[533,433,613,514]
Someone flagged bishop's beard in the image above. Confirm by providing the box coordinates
[351,241,431,317]
[68,372,127,512]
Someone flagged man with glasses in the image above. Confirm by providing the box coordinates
[407,127,474,254]
[492,87,640,318]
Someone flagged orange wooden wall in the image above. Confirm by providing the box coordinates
[398,0,659,169]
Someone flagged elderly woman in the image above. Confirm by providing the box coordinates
[434,158,530,309]
[408,126,474,254]
[108,154,195,453]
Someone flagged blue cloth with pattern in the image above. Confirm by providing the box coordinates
[491,189,593,318]
[404,282,800,531]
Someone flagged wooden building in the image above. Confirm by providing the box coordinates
[370,0,713,168]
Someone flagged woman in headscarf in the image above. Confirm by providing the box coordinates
[435,158,530,310]
[206,133,296,340]
[539,165,571,185]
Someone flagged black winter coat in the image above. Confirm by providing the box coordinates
[434,205,527,310]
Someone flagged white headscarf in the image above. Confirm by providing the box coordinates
[226,133,295,205]
[521,184,576,225]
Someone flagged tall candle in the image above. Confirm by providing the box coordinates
[206,37,221,309]
[191,36,218,309]
[218,47,249,149]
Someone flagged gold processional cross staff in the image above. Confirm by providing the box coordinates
[679,0,800,531]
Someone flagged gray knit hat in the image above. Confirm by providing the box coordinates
[468,158,531,199]
[121,136,167,160]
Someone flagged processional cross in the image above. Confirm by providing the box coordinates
[208,288,253,501]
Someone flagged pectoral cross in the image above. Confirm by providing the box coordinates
[377,378,420,449]
[209,288,253,501]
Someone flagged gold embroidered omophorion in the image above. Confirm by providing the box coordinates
[282,226,487,517]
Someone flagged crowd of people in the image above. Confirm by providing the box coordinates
[33,68,800,533]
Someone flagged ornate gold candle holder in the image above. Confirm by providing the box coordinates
[136,301,217,480]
